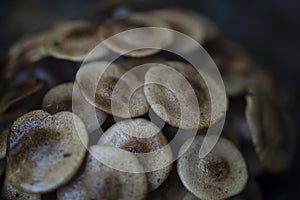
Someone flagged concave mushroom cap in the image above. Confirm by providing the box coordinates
[245,72,296,173]
[177,136,248,200]
[6,110,89,193]
[0,129,8,159]
[98,13,173,57]
[2,179,41,200]
[144,61,227,130]
[76,61,149,118]
[57,145,148,200]
[0,78,46,115]
[44,21,105,61]
[98,118,173,191]
[42,82,107,132]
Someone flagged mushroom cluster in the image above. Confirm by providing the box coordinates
[0,7,295,200]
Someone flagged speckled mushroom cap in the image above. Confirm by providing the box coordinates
[177,136,248,200]
[98,118,173,191]
[0,78,46,115]
[42,82,107,132]
[57,145,148,200]
[98,13,173,57]
[6,110,89,194]
[144,61,227,130]
[245,73,296,173]
[0,129,8,160]
[44,21,104,61]
[2,179,42,200]
[76,61,149,118]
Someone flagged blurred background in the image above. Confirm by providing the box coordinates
[0,0,299,199]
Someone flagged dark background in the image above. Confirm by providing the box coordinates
[0,0,299,199]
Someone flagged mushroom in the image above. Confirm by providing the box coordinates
[98,118,173,191]
[76,61,149,118]
[0,129,8,160]
[42,82,107,132]
[98,13,173,57]
[44,21,105,61]
[2,179,42,200]
[0,78,46,115]
[6,110,88,193]
[144,61,227,130]
[245,72,296,173]
[177,135,248,200]
[57,145,148,200]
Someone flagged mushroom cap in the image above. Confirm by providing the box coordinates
[245,72,296,173]
[98,13,173,57]
[44,21,104,61]
[177,136,248,200]
[76,61,149,118]
[6,110,89,193]
[0,78,46,115]
[2,179,42,200]
[144,61,227,130]
[0,129,8,159]
[57,145,148,200]
[98,118,173,191]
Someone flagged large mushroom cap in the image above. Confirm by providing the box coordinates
[98,13,173,57]
[245,72,296,173]
[98,118,173,191]
[144,61,227,130]
[6,110,88,193]
[57,145,148,200]
[177,135,248,200]
[76,61,149,118]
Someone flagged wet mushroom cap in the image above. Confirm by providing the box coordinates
[177,136,248,200]
[245,73,296,173]
[57,145,148,200]
[76,61,149,118]
[98,13,173,57]
[44,21,103,61]
[6,110,89,193]
[98,118,173,191]
[144,61,227,130]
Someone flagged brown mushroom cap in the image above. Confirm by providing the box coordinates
[144,61,227,130]
[44,21,104,61]
[177,136,248,200]
[245,73,296,173]
[57,145,148,200]
[2,179,42,200]
[6,110,89,193]
[98,13,173,57]
[0,78,46,115]
[76,61,149,118]
[98,118,173,191]
[0,129,8,160]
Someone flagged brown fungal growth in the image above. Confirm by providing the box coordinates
[98,118,173,191]
[57,145,148,200]
[76,61,149,118]
[0,78,46,115]
[6,110,88,193]
[44,21,104,61]
[177,136,248,200]
[245,73,296,173]
[144,61,227,130]
[98,13,173,57]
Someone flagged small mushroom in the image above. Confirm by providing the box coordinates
[44,21,105,61]
[0,78,46,115]
[98,118,173,191]
[76,61,149,118]
[6,110,89,193]
[144,61,227,130]
[42,82,107,132]
[177,136,248,200]
[0,129,8,160]
[98,13,173,57]
[57,145,148,200]
[2,179,42,200]
[245,72,296,173]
